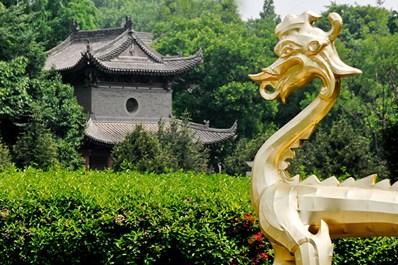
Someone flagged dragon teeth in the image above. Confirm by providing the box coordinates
[340,177,355,186]
[351,174,377,188]
[374,179,391,190]
[391,181,398,191]
[291,175,300,184]
[300,175,320,185]
[321,176,339,186]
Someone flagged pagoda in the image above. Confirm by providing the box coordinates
[45,18,237,169]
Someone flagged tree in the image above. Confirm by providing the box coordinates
[112,125,165,172]
[388,10,398,34]
[30,71,86,169]
[382,120,398,182]
[0,4,45,76]
[13,110,59,169]
[2,0,98,49]
[290,116,388,179]
[223,129,274,176]
[0,5,86,169]
[259,0,278,21]
[153,5,278,138]
[0,138,12,170]
[319,4,391,44]
[157,118,208,172]
[112,119,209,173]
[0,57,33,145]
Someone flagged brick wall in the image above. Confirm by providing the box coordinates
[90,85,172,120]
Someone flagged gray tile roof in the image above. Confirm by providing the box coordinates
[44,26,202,76]
[85,118,237,146]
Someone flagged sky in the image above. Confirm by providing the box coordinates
[238,0,398,20]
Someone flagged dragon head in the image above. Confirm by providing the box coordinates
[250,11,362,103]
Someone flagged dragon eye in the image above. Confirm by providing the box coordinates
[309,41,321,52]
[281,47,294,57]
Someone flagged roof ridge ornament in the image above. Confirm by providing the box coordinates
[71,20,79,34]
[86,39,91,53]
[124,16,133,30]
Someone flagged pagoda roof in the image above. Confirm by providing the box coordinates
[44,23,202,76]
[85,118,237,146]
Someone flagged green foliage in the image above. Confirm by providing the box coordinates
[0,168,272,264]
[224,129,275,176]
[213,82,278,137]
[0,58,85,169]
[259,0,279,21]
[95,0,162,30]
[0,138,12,170]
[157,118,208,172]
[388,10,398,34]
[290,116,388,179]
[0,5,45,76]
[153,6,278,138]
[12,111,59,169]
[332,237,398,265]
[319,4,391,43]
[29,71,86,169]
[3,0,98,49]
[0,5,86,169]
[95,0,240,31]
[46,0,98,48]
[382,120,398,181]
[1,169,397,264]
[0,57,32,123]
[113,119,209,173]
[112,124,164,172]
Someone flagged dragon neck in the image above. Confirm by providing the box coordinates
[251,80,341,213]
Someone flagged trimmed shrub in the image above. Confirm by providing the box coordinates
[0,169,397,264]
[0,169,271,264]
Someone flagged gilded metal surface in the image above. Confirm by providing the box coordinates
[249,11,398,265]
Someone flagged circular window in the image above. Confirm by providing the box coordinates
[126,98,138,113]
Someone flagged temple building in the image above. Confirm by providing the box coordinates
[44,18,237,169]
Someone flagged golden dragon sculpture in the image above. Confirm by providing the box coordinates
[249,11,398,265]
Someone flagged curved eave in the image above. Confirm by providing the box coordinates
[50,52,91,73]
[85,118,237,147]
[56,49,202,77]
[189,120,237,146]
[93,54,202,76]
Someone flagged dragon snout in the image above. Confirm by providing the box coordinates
[249,56,306,103]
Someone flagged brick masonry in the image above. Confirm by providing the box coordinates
[78,85,172,120]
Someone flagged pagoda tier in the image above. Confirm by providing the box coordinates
[45,22,202,77]
[44,18,236,169]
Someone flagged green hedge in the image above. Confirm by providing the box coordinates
[0,168,397,264]
[0,168,271,264]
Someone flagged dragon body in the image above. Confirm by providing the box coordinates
[249,11,398,265]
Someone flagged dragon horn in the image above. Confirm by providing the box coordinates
[327,12,343,42]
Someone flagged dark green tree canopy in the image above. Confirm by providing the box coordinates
[0,3,86,169]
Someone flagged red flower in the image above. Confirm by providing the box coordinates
[253,232,263,242]
[258,252,268,260]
